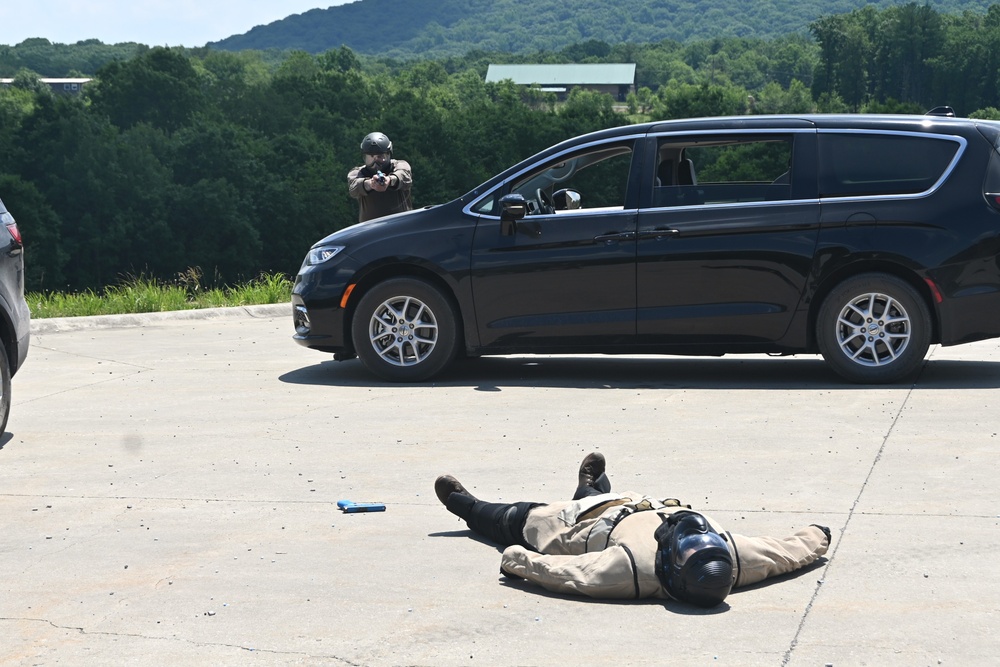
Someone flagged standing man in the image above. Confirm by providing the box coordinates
[348,132,413,222]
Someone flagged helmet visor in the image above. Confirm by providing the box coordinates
[673,532,730,568]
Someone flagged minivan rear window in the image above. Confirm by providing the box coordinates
[818,132,959,198]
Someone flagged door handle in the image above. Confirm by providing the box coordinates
[638,228,680,240]
[593,231,636,243]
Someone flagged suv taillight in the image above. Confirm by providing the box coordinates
[6,222,21,245]
[985,150,1000,212]
[0,211,20,246]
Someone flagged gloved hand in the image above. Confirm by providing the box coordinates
[811,524,832,543]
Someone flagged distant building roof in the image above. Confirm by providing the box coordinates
[40,78,93,85]
[485,64,636,86]
[1,77,93,85]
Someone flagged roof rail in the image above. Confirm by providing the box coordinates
[926,106,956,117]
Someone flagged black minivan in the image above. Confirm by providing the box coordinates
[293,112,1000,384]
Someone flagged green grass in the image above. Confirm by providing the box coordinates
[27,271,293,319]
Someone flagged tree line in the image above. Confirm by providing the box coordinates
[207,0,992,58]
[2,3,1000,293]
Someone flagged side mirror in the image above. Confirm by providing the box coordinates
[500,193,527,235]
[552,188,581,210]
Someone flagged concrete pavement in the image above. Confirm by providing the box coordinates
[2,304,998,665]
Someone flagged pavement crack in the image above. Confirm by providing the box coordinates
[30,344,153,370]
[780,359,924,665]
[14,358,149,405]
[0,492,395,506]
[2,617,362,665]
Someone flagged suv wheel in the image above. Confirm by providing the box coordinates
[351,278,458,382]
[817,273,931,384]
[0,338,10,434]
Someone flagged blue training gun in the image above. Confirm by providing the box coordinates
[338,500,386,513]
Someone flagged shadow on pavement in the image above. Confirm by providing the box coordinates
[733,556,829,595]
[279,355,1000,390]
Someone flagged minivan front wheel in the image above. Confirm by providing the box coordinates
[817,273,931,384]
[351,277,459,382]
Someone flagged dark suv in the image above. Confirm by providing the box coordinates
[0,196,29,432]
[293,112,1000,383]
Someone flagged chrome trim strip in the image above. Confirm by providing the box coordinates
[464,126,969,217]
[644,127,816,139]
[528,207,641,219]
[640,198,820,214]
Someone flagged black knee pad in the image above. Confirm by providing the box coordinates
[467,501,540,548]
[445,492,476,520]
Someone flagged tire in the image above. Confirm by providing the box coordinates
[0,338,10,434]
[351,277,459,382]
[817,273,931,384]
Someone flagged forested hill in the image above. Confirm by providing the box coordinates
[209,0,992,56]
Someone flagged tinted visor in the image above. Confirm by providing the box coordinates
[673,531,730,568]
[654,512,734,607]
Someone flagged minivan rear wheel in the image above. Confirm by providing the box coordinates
[817,273,931,384]
[351,277,459,382]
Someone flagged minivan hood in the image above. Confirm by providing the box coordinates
[311,203,447,248]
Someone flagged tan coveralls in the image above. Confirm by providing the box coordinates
[347,159,413,222]
[501,492,829,600]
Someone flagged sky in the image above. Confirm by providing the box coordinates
[1,1,356,48]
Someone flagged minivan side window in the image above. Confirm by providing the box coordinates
[818,132,959,198]
[510,142,634,215]
[471,194,495,215]
[652,135,794,207]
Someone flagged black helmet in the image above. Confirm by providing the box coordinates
[654,511,734,608]
[360,132,392,155]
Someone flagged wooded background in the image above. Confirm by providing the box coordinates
[2,3,1000,292]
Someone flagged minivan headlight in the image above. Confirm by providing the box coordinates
[307,245,346,266]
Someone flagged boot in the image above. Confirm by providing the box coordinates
[435,474,474,506]
[435,474,480,520]
[574,452,612,500]
[578,452,606,489]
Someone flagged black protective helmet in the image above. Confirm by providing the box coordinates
[654,511,734,608]
[360,132,392,156]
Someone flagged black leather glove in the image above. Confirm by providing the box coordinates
[811,524,832,543]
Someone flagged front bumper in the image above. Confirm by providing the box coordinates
[291,292,349,353]
[291,251,365,354]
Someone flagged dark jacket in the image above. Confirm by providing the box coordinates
[347,159,413,222]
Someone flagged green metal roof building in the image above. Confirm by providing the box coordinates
[485,64,636,101]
